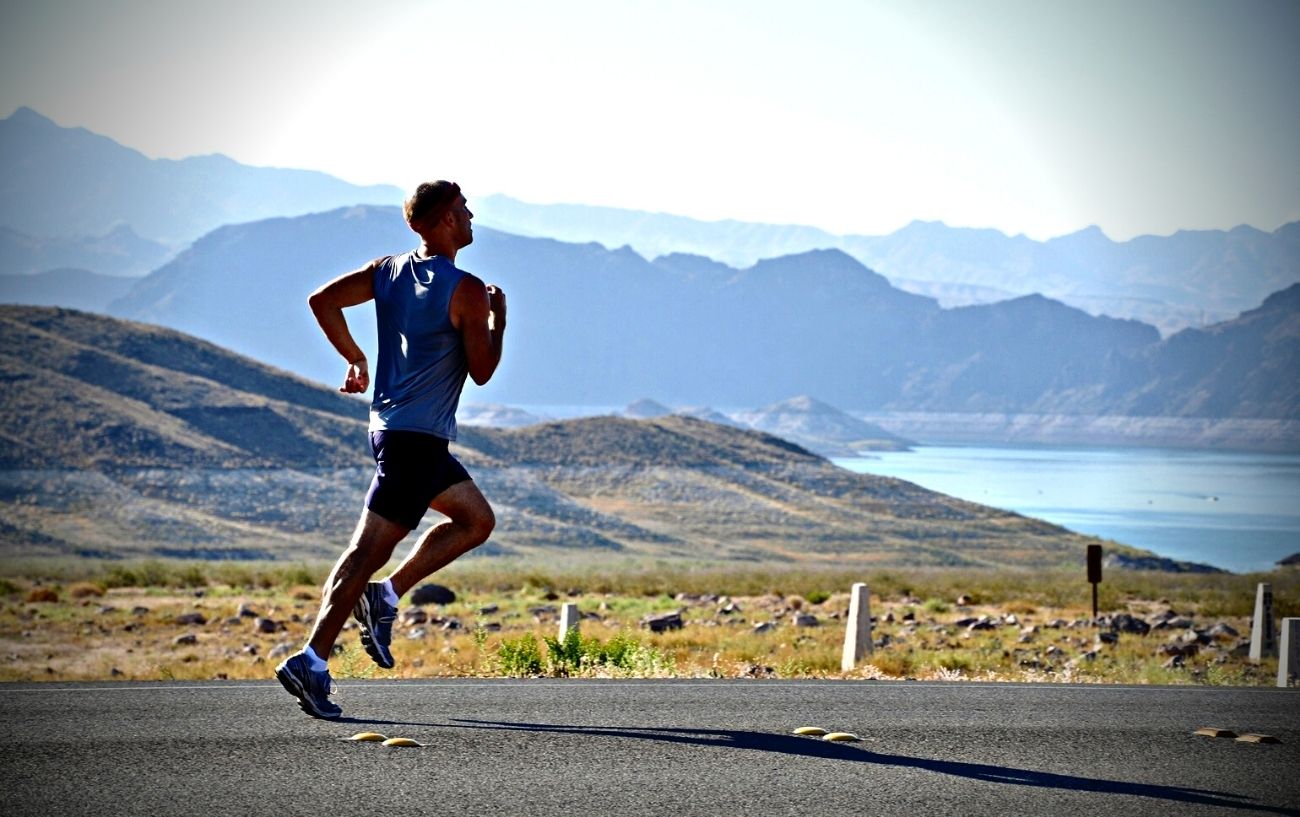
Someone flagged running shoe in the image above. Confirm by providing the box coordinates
[353,582,397,669]
[275,652,342,719]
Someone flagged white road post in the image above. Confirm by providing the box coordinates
[841,583,873,672]
[559,602,580,643]
[1249,583,1276,662]
[1278,618,1299,688]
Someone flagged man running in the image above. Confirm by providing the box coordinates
[276,181,506,718]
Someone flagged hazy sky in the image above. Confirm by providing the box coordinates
[3,0,1297,240]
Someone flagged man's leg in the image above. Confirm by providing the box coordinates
[383,480,495,597]
[308,508,410,658]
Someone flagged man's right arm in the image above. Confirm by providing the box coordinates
[308,258,384,394]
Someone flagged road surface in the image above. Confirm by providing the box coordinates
[2,680,1297,816]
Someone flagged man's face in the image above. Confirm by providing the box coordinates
[450,195,474,248]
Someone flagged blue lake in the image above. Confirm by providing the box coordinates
[832,446,1300,574]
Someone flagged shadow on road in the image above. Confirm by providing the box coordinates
[448,718,1299,816]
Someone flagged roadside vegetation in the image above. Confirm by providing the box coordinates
[0,559,1294,686]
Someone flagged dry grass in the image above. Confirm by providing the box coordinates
[0,561,1293,686]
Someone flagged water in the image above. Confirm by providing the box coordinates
[833,446,1300,573]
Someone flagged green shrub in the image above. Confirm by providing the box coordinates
[805,590,831,605]
[498,633,544,676]
[922,597,950,614]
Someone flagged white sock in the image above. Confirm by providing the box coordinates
[303,645,328,671]
[380,578,400,606]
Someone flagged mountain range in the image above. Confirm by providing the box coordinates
[473,194,1300,335]
[3,107,1298,342]
[98,205,1299,437]
[0,305,1106,566]
[0,107,401,245]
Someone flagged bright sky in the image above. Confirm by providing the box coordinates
[3,0,1297,240]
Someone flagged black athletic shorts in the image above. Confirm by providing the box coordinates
[364,430,472,530]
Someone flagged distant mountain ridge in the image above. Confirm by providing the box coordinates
[99,205,1299,435]
[0,305,1106,566]
[473,194,1300,335]
[0,107,402,245]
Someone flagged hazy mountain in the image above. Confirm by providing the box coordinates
[732,396,912,455]
[102,205,1298,428]
[0,107,402,244]
[474,194,1300,335]
[0,305,1105,565]
[0,268,137,313]
[0,224,175,276]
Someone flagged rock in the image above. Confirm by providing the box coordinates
[1108,613,1150,635]
[954,617,979,627]
[901,611,915,622]
[1167,617,1195,629]
[267,643,293,659]
[1207,622,1239,639]
[482,622,502,632]
[174,633,198,645]
[131,606,149,616]
[175,612,207,626]
[1045,619,1066,629]
[110,667,124,677]
[1162,654,1186,669]
[478,604,499,615]
[956,594,973,606]
[254,617,281,634]
[237,603,259,618]
[966,616,997,632]
[752,621,775,634]
[410,584,457,606]
[642,611,684,633]
[400,608,428,626]
[97,605,117,615]
[1097,632,1119,645]
[441,619,462,631]
[719,602,741,615]
[242,644,259,656]
[884,611,895,624]
[408,628,427,640]
[792,613,819,627]
[1003,614,1019,626]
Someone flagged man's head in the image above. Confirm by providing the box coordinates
[404,180,473,250]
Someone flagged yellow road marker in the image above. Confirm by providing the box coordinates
[345,732,387,742]
[1235,734,1281,744]
[822,732,862,742]
[382,737,423,747]
[793,727,828,736]
[1193,728,1237,738]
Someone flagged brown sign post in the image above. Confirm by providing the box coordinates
[1087,544,1103,623]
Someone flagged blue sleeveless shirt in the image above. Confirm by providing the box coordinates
[369,252,470,440]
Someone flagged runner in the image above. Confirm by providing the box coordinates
[276,181,506,718]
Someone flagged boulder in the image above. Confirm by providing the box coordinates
[642,611,684,633]
[254,617,281,634]
[175,612,207,626]
[792,613,819,627]
[1108,613,1151,635]
[410,584,456,606]
[752,621,775,634]
[173,633,198,645]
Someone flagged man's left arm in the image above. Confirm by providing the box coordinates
[451,275,506,386]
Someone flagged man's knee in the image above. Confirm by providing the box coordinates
[462,503,495,546]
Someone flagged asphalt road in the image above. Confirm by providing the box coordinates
[2,680,1298,817]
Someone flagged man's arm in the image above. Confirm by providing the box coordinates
[450,274,506,386]
[307,258,383,393]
